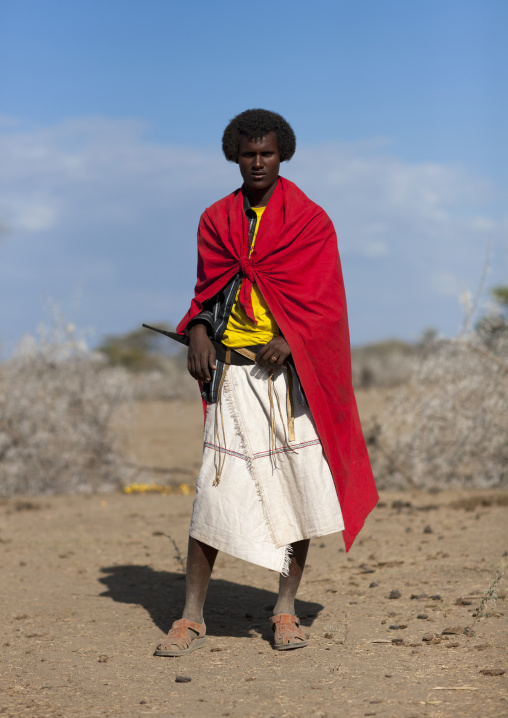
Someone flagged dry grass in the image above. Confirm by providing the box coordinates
[366,330,508,490]
[2,305,507,495]
[0,318,133,496]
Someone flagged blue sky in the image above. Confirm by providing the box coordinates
[1,0,507,351]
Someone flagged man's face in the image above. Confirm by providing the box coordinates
[238,131,280,197]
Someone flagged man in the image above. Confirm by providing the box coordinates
[155,109,377,656]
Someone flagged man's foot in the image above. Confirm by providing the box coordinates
[270,614,308,650]
[154,618,207,657]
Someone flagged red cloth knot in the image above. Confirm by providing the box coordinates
[240,256,255,283]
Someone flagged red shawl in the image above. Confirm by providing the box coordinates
[177,177,378,550]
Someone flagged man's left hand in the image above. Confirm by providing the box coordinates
[255,336,291,369]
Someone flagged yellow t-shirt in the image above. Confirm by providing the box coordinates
[221,206,279,348]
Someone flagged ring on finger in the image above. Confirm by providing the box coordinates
[271,355,278,362]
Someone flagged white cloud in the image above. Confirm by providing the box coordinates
[429,271,462,297]
[0,116,506,346]
[1,196,58,232]
[361,240,390,259]
[283,143,505,259]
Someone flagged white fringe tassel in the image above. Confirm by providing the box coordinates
[281,544,293,577]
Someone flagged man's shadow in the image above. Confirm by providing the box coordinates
[99,564,323,643]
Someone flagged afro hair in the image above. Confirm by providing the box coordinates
[222,109,296,163]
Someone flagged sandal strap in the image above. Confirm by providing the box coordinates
[270,613,300,628]
[157,618,206,651]
[171,618,206,637]
[270,614,305,645]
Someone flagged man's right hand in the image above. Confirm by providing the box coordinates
[187,323,217,383]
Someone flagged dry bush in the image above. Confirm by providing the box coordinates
[0,319,134,496]
[97,324,197,400]
[351,339,418,389]
[367,326,508,490]
[127,357,197,401]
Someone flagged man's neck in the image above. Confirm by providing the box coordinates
[243,178,278,208]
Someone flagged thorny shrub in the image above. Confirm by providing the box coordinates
[366,324,508,490]
[0,320,134,496]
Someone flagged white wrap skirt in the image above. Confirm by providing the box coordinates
[189,363,344,574]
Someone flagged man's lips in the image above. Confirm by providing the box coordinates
[251,173,265,181]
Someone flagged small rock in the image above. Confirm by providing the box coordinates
[210,647,223,652]
[388,590,401,599]
[245,677,255,682]
[455,597,472,606]
[417,614,428,619]
[480,668,505,676]
[475,644,490,651]
[389,624,407,630]
[391,500,412,509]
[423,525,433,534]
[463,627,475,637]
[445,642,459,648]
[175,675,192,683]
[385,674,392,678]
[140,700,147,705]
[410,593,427,600]
[359,564,376,574]
[422,632,441,643]
[392,637,404,645]
[98,655,108,663]
[429,594,442,601]
[369,582,378,588]
[324,632,334,639]
[441,626,463,635]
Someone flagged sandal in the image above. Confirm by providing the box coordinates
[270,613,308,650]
[154,618,207,657]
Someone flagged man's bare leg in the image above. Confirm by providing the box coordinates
[273,538,310,615]
[157,536,217,652]
[182,536,218,623]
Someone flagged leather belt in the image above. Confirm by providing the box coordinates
[143,323,295,443]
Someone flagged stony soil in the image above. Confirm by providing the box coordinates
[1,396,506,718]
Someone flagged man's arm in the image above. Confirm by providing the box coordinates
[187,323,217,383]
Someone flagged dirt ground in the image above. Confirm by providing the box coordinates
[1,394,507,718]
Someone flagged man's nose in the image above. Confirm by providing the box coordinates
[253,153,263,167]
